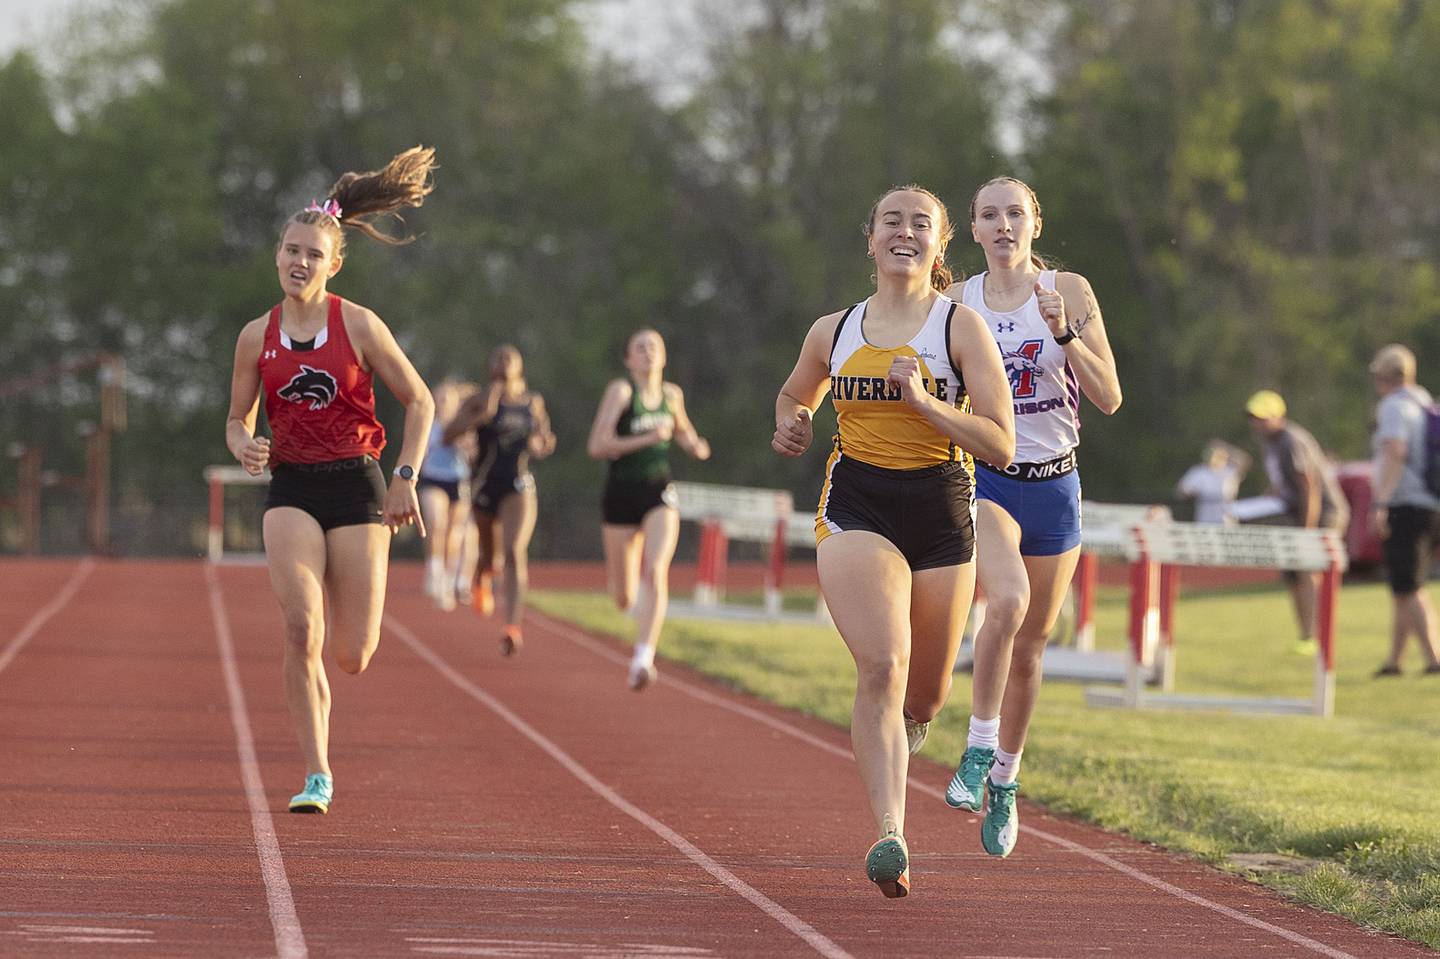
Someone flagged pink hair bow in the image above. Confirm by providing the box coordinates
[305,198,343,219]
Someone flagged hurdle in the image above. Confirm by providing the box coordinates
[204,465,268,563]
[670,481,826,622]
[1085,520,1347,716]
[954,501,1172,685]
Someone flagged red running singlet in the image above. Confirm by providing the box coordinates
[259,294,386,464]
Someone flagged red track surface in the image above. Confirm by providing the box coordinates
[0,558,1430,958]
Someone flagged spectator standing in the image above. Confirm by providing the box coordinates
[1367,345,1440,677]
[1245,389,1349,655]
[1175,440,1251,524]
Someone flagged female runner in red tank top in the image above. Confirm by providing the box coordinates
[224,146,438,814]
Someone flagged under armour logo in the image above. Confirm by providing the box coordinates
[263,349,277,360]
[997,321,1016,333]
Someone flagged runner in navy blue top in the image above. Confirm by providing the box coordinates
[444,345,555,655]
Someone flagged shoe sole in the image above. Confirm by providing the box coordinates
[288,801,329,814]
[628,668,656,691]
[945,792,982,812]
[501,635,521,657]
[865,837,910,899]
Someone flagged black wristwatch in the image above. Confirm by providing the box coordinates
[395,464,415,482]
[1054,326,1079,345]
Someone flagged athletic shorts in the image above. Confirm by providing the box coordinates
[975,453,1082,556]
[815,455,974,571]
[602,477,677,526]
[265,456,386,531]
[1383,505,1440,595]
[474,472,535,517]
[418,475,463,503]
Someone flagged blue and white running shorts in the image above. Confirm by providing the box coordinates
[975,455,1082,556]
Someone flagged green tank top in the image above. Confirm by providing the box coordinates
[609,381,673,485]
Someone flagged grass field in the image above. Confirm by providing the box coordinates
[530,577,1440,949]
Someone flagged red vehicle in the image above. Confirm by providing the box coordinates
[1334,460,1384,570]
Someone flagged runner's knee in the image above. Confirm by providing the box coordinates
[854,650,908,700]
[981,586,1030,636]
[904,678,951,724]
[333,640,376,675]
[280,609,324,657]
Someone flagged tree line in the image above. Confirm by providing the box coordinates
[1,0,1436,555]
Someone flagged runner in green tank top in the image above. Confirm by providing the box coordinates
[587,328,711,691]
[609,382,674,485]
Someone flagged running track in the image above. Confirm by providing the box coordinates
[0,558,1430,958]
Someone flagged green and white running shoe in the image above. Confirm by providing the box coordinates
[981,779,1020,857]
[288,773,334,814]
[865,823,910,899]
[944,746,995,811]
[904,715,929,755]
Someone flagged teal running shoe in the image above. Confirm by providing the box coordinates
[288,773,334,814]
[904,715,929,755]
[865,826,910,899]
[981,779,1020,857]
[944,746,995,811]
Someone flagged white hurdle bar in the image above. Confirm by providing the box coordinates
[673,482,795,614]
[1073,502,1173,655]
[204,465,267,563]
[1085,520,1348,717]
[958,502,1172,684]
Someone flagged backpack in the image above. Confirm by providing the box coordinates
[1424,402,1440,499]
[1403,391,1440,499]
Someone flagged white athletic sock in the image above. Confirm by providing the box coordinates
[967,715,1000,750]
[427,557,443,578]
[990,746,1023,785]
[631,643,655,667]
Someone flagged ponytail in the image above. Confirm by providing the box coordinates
[284,145,437,258]
[931,256,954,294]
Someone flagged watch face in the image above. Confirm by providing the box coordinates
[398,465,415,480]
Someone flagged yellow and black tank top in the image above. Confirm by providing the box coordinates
[828,294,970,470]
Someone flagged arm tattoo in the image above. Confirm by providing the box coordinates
[1072,287,1099,336]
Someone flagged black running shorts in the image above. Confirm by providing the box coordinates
[602,477,677,526]
[264,457,386,531]
[816,456,975,570]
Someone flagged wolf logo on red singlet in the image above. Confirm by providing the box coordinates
[278,365,339,411]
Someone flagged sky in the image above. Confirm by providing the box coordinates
[0,0,674,60]
[0,0,1031,150]
[0,0,76,54]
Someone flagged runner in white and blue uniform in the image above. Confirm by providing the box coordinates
[942,176,1123,859]
[418,380,473,610]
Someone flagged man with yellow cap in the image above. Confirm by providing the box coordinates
[1245,389,1350,654]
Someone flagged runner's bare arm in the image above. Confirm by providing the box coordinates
[667,384,710,460]
[773,312,841,457]
[226,317,271,475]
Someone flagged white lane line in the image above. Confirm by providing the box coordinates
[530,610,1361,959]
[384,615,853,959]
[0,558,94,677]
[404,938,715,956]
[205,565,308,959]
[16,925,149,935]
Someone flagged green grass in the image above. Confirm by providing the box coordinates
[530,579,1440,948]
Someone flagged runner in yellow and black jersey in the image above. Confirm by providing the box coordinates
[772,185,1013,900]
